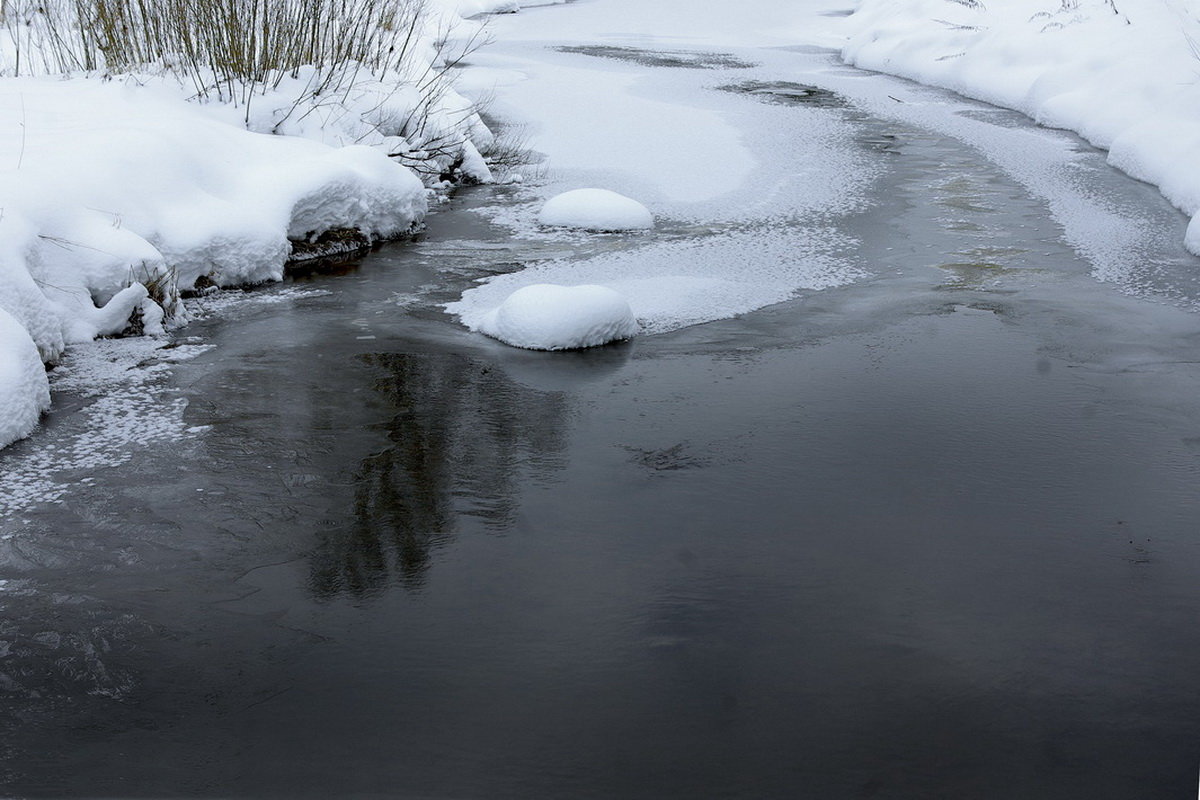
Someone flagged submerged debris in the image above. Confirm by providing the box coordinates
[719,81,847,109]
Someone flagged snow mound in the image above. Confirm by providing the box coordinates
[476,284,637,350]
[0,308,51,448]
[538,189,654,231]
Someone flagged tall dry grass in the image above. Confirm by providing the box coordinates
[0,0,453,103]
[1,0,488,155]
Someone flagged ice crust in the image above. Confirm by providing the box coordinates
[538,189,654,231]
[477,284,637,350]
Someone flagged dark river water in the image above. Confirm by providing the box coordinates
[5,47,1200,800]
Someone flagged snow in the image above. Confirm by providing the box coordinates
[446,0,870,345]
[1,78,429,295]
[475,284,637,350]
[458,52,758,206]
[465,0,846,49]
[0,0,501,449]
[6,0,1200,444]
[538,189,654,231]
[447,0,1200,350]
[448,0,521,15]
[0,79,429,447]
[0,307,50,449]
[840,0,1200,255]
[450,226,861,337]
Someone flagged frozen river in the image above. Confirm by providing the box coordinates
[4,6,1200,798]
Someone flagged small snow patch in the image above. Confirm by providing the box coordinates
[538,189,654,232]
[477,284,637,350]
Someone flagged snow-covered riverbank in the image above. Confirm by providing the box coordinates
[442,0,1200,349]
[0,0,504,447]
[6,0,1200,449]
[842,0,1200,254]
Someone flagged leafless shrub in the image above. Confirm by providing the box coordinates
[1,0,491,170]
[5,0,428,82]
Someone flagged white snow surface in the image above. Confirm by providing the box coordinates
[477,284,637,350]
[0,79,426,447]
[538,189,654,231]
[446,0,870,344]
[0,1,502,448]
[450,227,862,337]
[0,307,50,449]
[841,0,1200,255]
[449,0,1200,346]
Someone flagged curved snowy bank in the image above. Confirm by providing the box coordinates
[0,78,432,448]
[842,0,1200,254]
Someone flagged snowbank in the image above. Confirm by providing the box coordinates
[0,78,429,446]
[0,2,501,448]
[476,284,636,350]
[538,189,654,232]
[842,0,1200,253]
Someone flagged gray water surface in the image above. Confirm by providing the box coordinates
[4,45,1200,800]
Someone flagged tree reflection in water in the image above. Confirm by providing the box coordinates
[308,352,570,598]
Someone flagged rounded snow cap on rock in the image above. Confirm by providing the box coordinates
[537,189,654,232]
[479,284,638,351]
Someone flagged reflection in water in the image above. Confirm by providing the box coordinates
[308,352,570,598]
